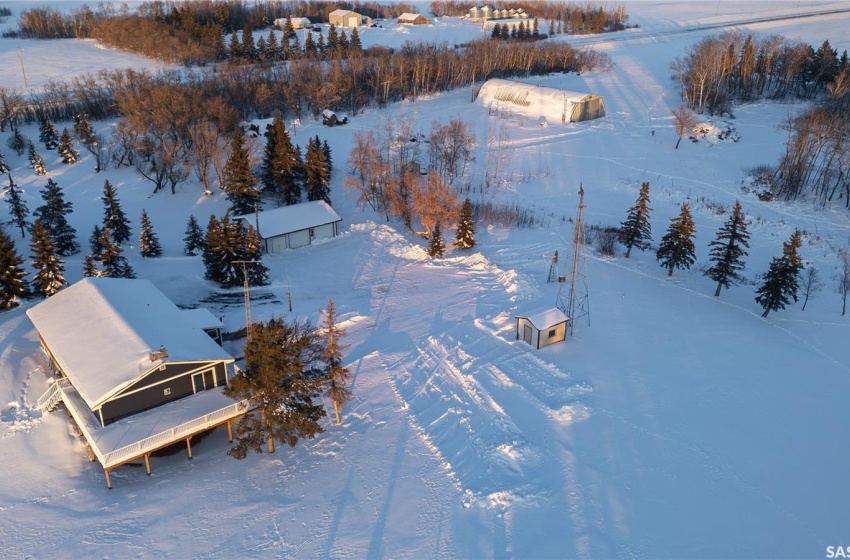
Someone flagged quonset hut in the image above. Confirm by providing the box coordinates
[476,78,606,123]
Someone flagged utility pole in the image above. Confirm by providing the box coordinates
[18,48,28,89]
[234,260,260,344]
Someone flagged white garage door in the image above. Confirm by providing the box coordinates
[288,229,311,249]
[313,223,335,241]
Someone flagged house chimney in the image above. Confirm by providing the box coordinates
[149,345,168,362]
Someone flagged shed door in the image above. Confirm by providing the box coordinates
[523,325,532,345]
[269,235,286,254]
[313,223,335,241]
[191,372,205,393]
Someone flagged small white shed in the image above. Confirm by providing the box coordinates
[515,308,569,349]
[234,201,341,255]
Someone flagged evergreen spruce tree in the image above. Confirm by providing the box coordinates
[89,225,104,258]
[322,298,351,425]
[138,209,162,257]
[183,214,205,255]
[29,219,66,297]
[261,111,302,205]
[7,129,27,156]
[705,200,751,296]
[256,36,268,61]
[82,253,100,277]
[242,224,269,286]
[316,33,326,59]
[203,213,240,287]
[28,144,47,176]
[304,137,330,204]
[755,230,803,317]
[655,202,696,276]
[349,27,362,53]
[33,178,78,256]
[57,128,79,164]
[327,24,339,53]
[619,181,652,258]
[321,138,333,175]
[228,31,242,60]
[428,222,446,257]
[266,27,280,61]
[0,227,28,309]
[0,150,9,177]
[98,227,135,278]
[39,117,59,150]
[492,22,502,39]
[223,316,329,458]
[4,176,29,238]
[454,197,477,249]
[241,24,256,61]
[73,112,97,150]
[222,127,261,216]
[304,32,316,58]
[101,179,131,244]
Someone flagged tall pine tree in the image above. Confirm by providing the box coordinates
[101,179,131,245]
[454,197,477,249]
[322,298,351,425]
[0,227,28,308]
[428,222,446,257]
[223,316,329,457]
[27,144,47,176]
[89,225,104,258]
[261,111,302,205]
[243,224,269,286]
[619,181,652,258]
[755,230,803,318]
[38,117,59,150]
[0,150,9,177]
[304,137,330,204]
[184,214,205,255]
[4,176,29,238]
[138,209,163,257]
[222,127,261,216]
[98,227,135,278]
[656,202,696,276]
[203,213,268,288]
[29,219,66,297]
[57,128,79,164]
[82,253,100,277]
[705,200,751,297]
[33,178,78,256]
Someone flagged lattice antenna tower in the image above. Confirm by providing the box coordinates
[234,260,260,344]
[555,187,590,335]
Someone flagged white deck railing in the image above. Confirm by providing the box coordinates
[36,377,71,412]
[101,399,249,468]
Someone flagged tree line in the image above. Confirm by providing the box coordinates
[672,31,849,115]
[768,82,850,206]
[614,182,849,317]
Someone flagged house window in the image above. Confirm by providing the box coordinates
[548,328,557,338]
[163,387,171,396]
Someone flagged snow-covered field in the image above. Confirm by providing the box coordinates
[2,1,850,558]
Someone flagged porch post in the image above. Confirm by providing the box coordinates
[186,436,193,459]
[144,453,151,476]
[104,468,112,490]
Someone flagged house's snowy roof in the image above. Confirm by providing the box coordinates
[180,308,224,331]
[234,201,341,240]
[517,308,569,330]
[330,9,355,17]
[27,278,233,409]
[398,13,424,21]
[477,78,597,123]
[274,17,311,26]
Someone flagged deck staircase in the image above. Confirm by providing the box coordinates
[36,378,70,413]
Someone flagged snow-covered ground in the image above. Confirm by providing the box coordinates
[2,1,850,558]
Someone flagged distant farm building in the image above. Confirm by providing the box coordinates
[468,5,528,22]
[397,13,432,25]
[515,308,569,349]
[234,200,342,254]
[29,277,246,488]
[476,78,606,123]
[329,9,365,28]
[274,16,311,29]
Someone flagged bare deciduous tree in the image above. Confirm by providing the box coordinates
[671,103,699,149]
[835,250,850,315]
[800,264,824,311]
